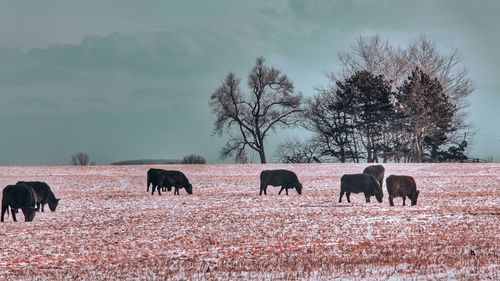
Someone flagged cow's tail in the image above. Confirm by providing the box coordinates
[147,171,151,189]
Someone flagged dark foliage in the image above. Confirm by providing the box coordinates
[181,154,206,164]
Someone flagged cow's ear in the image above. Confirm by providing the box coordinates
[56,199,61,202]
[416,190,420,195]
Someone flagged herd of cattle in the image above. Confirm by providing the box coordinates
[1,165,419,222]
[1,181,60,222]
[147,165,420,205]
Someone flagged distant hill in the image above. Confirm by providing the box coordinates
[110,159,182,165]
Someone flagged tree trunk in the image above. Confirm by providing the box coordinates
[353,136,360,163]
[259,151,267,163]
[340,146,346,163]
[258,142,267,164]
[366,133,373,163]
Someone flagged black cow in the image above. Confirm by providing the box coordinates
[147,168,172,193]
[339,174,383,203]
[259,169,302,196]
[1,184,37,222]
[386,175,420,206]
[16,181,60,212]
[363,165,385,189]
[147,169,193,195]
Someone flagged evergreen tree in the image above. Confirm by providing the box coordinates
[397,68,456,162]
[305,71,396,163]
[336,71,396,162]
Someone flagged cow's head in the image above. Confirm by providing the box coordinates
[373,181,383,203]
[23,206,36,222]
[375,189,383,203]
[411,190,420,206]
[185,183,193,195]
[48,198,60,212]
[296,182,303,195]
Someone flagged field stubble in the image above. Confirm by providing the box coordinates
[0,163,498,280]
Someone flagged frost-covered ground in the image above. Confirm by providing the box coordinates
[0,163,498,280]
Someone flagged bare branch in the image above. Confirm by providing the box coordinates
[209,57,303,163]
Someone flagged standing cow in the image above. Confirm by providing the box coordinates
[163,170,193,195]
[147,168,171,193]
[339,174,383,203]
[386,175,420,206]
[147,169,193,195]
[16,181,60,212]
[363,165,385,189]
[259,170,302,196]
[1,184,37,222]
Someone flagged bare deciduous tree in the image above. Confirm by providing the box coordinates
[71,152,90,166]
[275,138,319,163]
[304,87,360,163]
[181,154,206,164]
[336,35,474,143]
[209,57,303,163]
[406,36,474,142]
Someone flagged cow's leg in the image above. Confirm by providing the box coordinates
[389,196,394,206]
[365,193,370,203]
[278,187,284,195]
[1,205,7,222]
[259,185,263,195]
[174,186,179,195]
[41,203,44,212]
[157,185,162,196]
[402,197,406,206]
[346,192,351,203]
[285,188,289,196]
[339,189,345,203]
[11,208,17,222]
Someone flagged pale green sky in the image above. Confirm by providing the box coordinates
[0,0,499,164]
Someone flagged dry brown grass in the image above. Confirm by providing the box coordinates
[0,163,498,280]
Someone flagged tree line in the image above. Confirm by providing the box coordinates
[210,35,473,164]
[72,154,207,165]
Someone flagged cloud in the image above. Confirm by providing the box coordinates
[130,88,169,100]
[9,96,60,109]
[0,30,255,88]
[74,97,110,106]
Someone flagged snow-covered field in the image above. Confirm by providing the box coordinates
[0,164,498,280]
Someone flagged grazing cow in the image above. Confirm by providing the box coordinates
[147,169,193,195]
[1,184,37,222]
[16,181,60,212]
[386,175,419,206]
[363,165,385,189]
[339,174,383,203]
[259,169,302,196]
[147,168,172,193]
